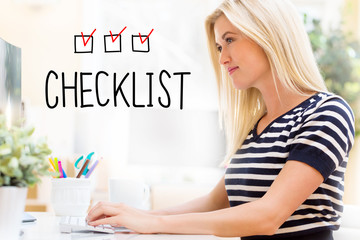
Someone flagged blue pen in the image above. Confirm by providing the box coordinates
[62,168,67,178]
[74,156,84,169]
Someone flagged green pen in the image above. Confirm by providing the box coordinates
[54,157,59,176]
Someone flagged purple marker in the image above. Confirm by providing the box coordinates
[85,160,99,178]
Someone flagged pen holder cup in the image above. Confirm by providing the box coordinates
[51,178,91,216]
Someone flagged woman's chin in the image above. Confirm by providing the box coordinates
[231,81,249,90]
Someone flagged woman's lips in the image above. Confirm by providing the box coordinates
[228,66,239,75]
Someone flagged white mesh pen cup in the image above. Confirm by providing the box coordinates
[51,178,91,216]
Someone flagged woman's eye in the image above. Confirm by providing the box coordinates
[225,38,233,44]
[217,45,222,52]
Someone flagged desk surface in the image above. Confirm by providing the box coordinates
[21,212,232,240]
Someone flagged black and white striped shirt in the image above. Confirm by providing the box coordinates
[225,92,355,239]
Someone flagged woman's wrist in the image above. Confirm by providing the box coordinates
[147,209,166,216]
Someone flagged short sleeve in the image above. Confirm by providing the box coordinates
[288,97,355,181]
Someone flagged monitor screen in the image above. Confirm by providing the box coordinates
[0,37,21,127]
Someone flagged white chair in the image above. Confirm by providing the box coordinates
[334,204,360,240]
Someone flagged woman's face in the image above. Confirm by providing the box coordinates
[214,15,271,90]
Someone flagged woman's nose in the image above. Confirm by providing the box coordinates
[219,48,230,65]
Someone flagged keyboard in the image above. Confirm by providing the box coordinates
[60,216,131,234]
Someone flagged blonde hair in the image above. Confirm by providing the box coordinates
[205,0,328,164]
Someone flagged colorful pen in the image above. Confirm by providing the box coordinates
[74,155,84,169]
[54,157,59,174]
[62,168,67,178]
[85,159,99,178]
[83,152,95,176]
[76,159,90,178]
[48,157,56,171]
[58,160,64,178]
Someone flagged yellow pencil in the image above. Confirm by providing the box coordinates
[48,157,56,171]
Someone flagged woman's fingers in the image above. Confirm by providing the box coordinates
[87,203,121,222]
[88,202,125,218]
[87,201,122,220]
[88,215,120,227]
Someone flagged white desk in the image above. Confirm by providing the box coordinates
[21,212,230,240]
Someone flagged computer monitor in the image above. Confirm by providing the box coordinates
[0,37,22,127]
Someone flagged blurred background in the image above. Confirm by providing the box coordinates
[0,0,359,212]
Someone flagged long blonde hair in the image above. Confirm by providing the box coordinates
[205,0,328,164]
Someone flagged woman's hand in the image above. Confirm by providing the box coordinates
[86,201,159,234]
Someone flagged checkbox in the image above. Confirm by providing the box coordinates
[132,35,150,52]
[74,35,94,53]
[104,35,122,53]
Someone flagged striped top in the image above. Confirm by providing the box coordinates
[224,92,355,239]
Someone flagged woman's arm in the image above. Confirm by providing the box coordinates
[87,160,323,237]
[149,176,230,215]
[154,160,324,237]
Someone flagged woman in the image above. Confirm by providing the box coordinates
[86,0,355,239]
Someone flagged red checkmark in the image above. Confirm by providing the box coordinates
[110,27,127,43]
[81,29,96,46]
[139,29,154,44]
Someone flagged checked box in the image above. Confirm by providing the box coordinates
[74,29,96,54]
[104,34,122,53]
[132,29,153,53]
[132,35,150,52]
[74,35,94,53]
[104,28,126,53]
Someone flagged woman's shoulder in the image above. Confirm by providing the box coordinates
[300,91,355,141]
[303,92,354,121]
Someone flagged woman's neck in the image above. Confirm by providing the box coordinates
[258,80,316,121]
